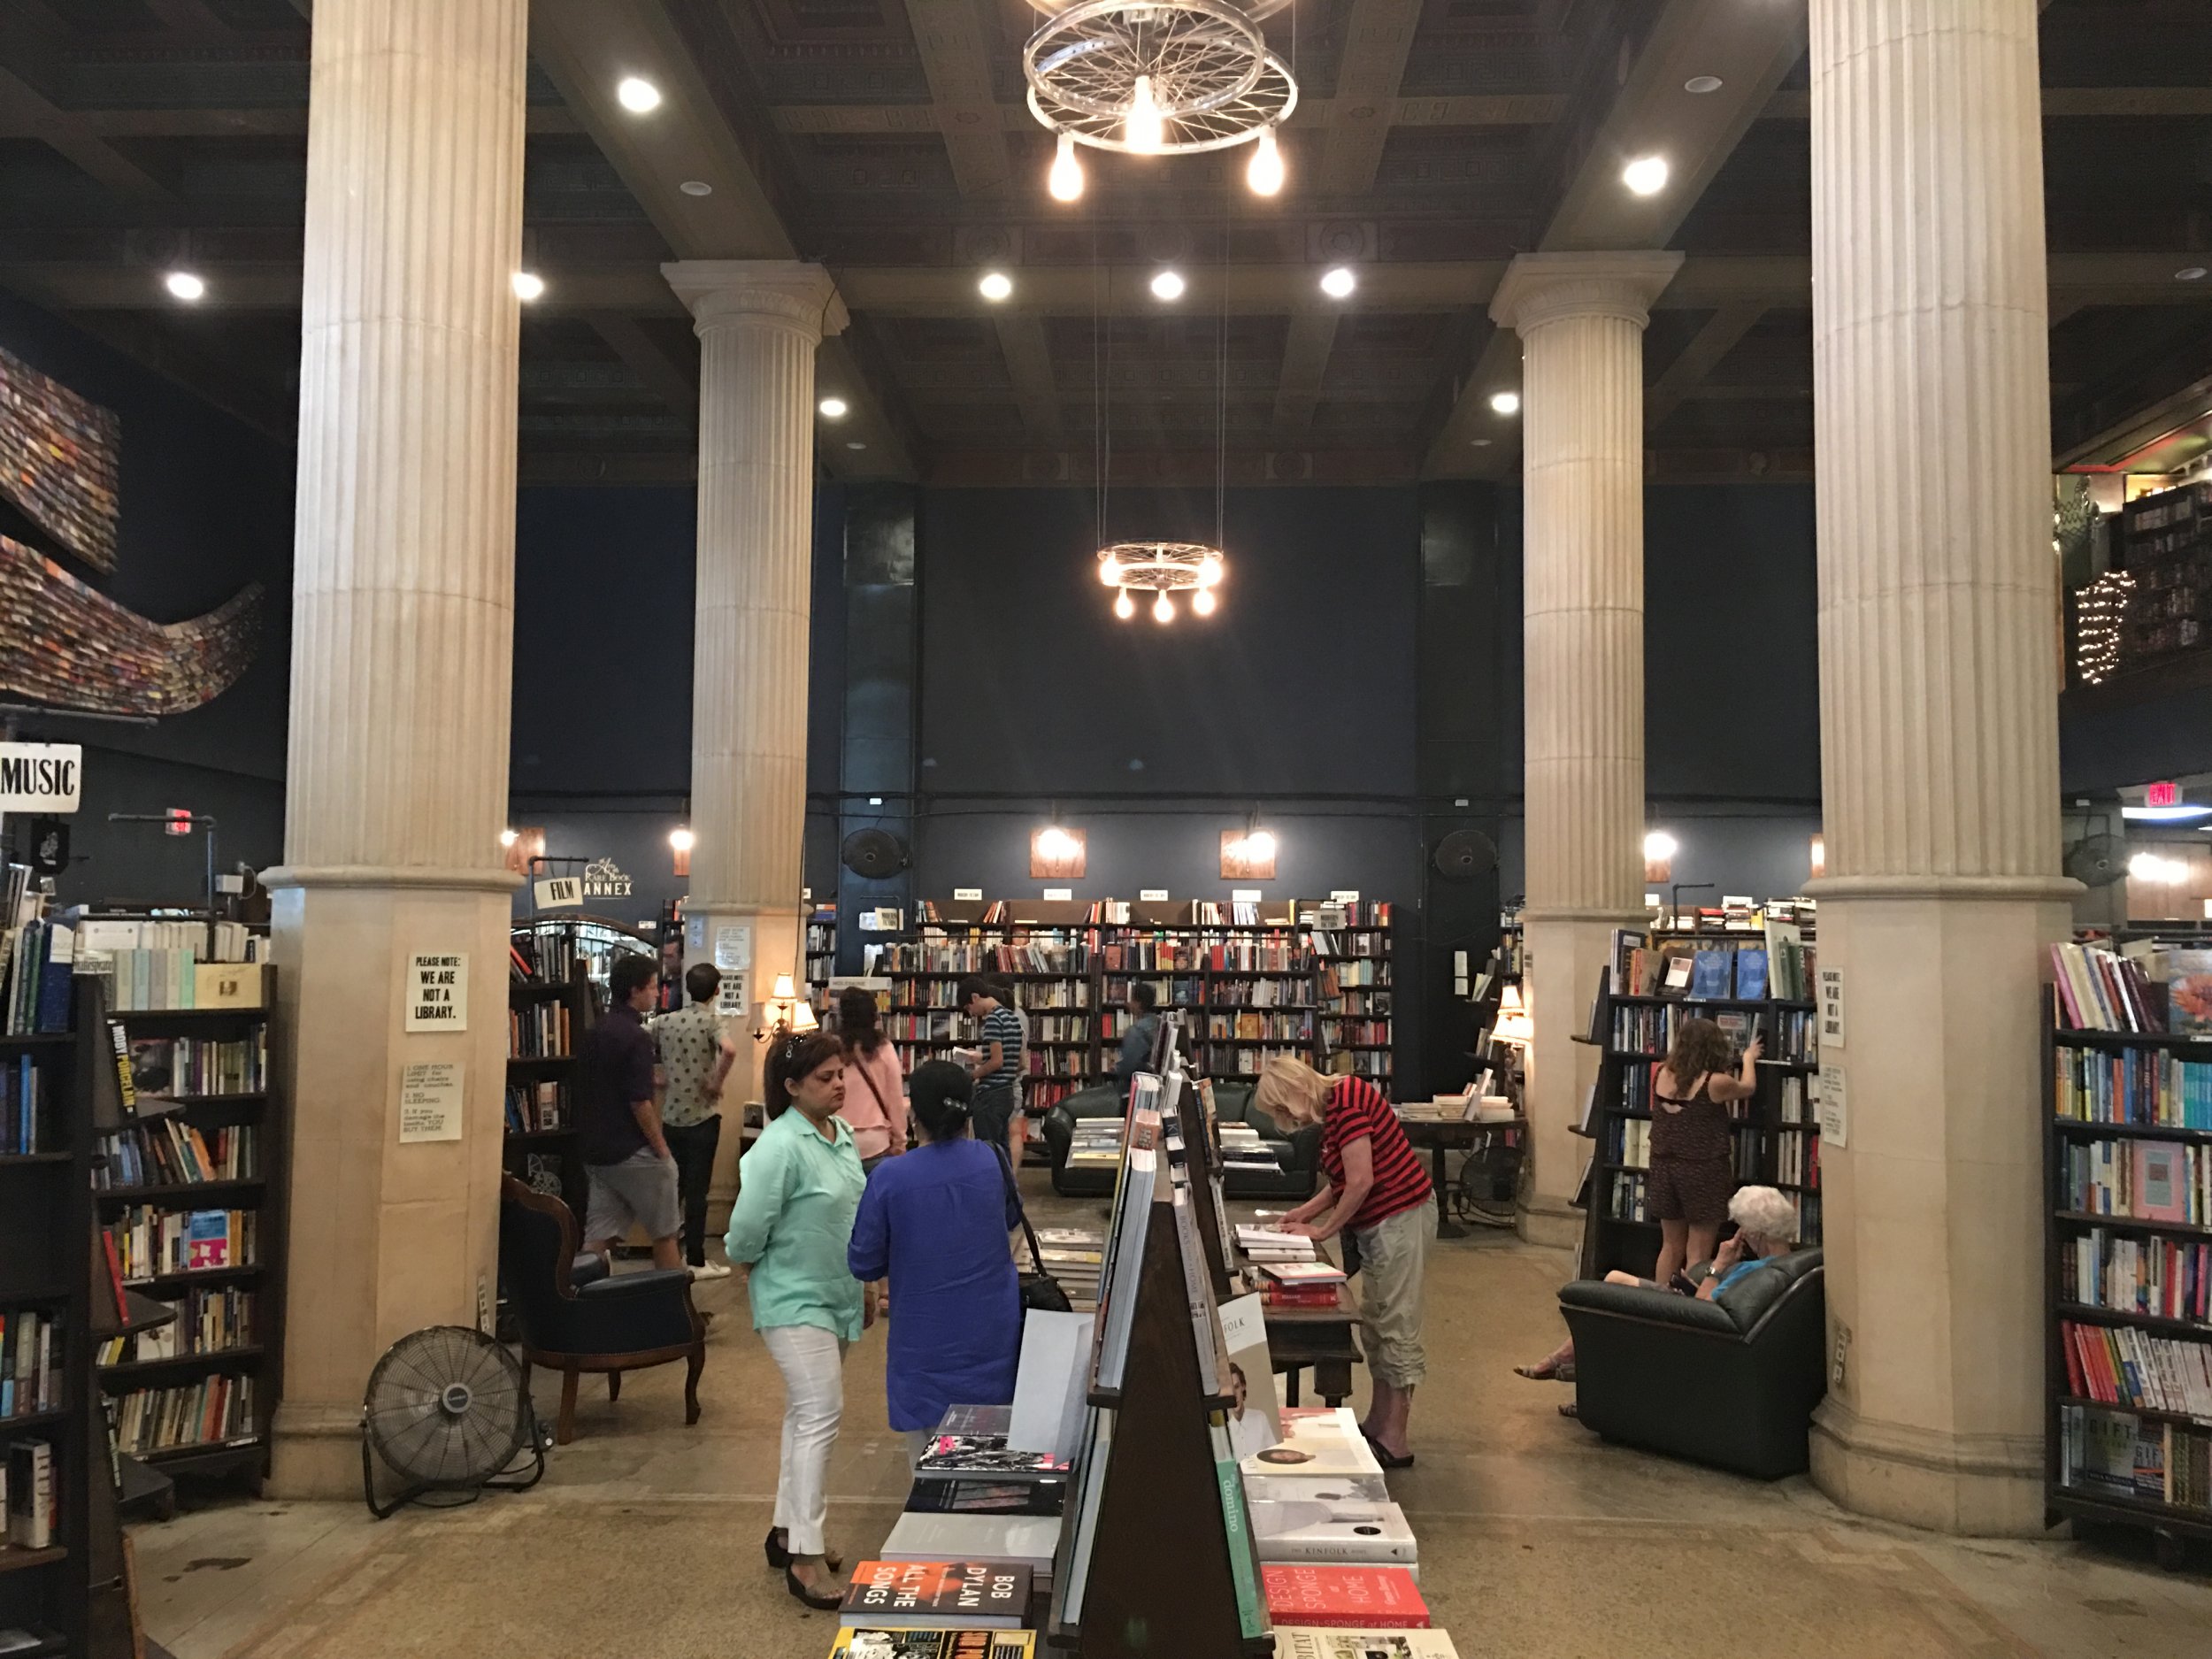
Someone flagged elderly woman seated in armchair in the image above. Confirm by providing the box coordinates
[1515,1185,1800,1385]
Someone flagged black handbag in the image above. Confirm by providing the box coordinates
[994,1143,1072,1316]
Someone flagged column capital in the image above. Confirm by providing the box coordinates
[1488,250,1685,335]
[662,259,849,340]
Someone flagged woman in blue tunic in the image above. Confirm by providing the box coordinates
[848,1059,1023,1452]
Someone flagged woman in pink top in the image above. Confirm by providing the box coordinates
[837,987,909,1173]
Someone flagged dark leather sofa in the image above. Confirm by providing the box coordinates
[1041,1080,1321,1199]
[1558,1248,1827,1479]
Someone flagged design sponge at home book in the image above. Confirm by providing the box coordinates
[1272,1632,1461,1659]
[1263,1564,1429,1628]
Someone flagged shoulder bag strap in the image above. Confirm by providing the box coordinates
[850,1046,895,1118]
[991,1140,1053,1279]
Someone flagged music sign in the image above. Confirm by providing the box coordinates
[0,742,81,813]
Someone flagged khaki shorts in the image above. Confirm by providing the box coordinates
[585,1147,680,1244]
[1354,1194,1434,1388]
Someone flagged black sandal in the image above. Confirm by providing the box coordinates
[786,1565,843,1610]
[766,1529,842,1573]
[1361,1428,1416,1470]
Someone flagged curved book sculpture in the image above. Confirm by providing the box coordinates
[1,534,261,716]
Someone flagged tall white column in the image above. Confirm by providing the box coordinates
[1806,0,2075,1534]
[1492,252,1682,1247]
[663,263,846,1189]
[264,0,527,1495]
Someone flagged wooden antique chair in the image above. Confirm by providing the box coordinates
[498,1175,707,1443]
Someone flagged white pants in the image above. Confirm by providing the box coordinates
[762,1324,848,1556]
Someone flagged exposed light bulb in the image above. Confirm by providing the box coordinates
[818,396,849,419]
[511,271,545,302]
[1125,74,1165,154]
[1623,155,1670,196]
[617,76,662,113]
[1319,265,1356,299]
[1151,270,1185,302]
[1192,588,1217,616]
[1049,132,1085,202]
[668,827,695,852]
[499,828,518,848]
[1115,588,1136,619]
[1039,826,1079,860]
[164,270,206,302]
[1644,831,1678,862]
[1196,555,1223,588]
[1244,830,1276,862]
[1153,592,1175,624]
[1489,390,1521,416]
[1247,127,1284,196]
[979,270,1013,302]
[1100,555,1123,586]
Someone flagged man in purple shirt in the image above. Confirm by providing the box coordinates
[579,953,682,1271]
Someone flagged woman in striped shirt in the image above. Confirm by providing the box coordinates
[1256,1055,1436,1468]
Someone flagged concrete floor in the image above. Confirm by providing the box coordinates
[135,1179,2212,1659]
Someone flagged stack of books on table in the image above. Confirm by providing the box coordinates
[828,1561,1037,1657]
[1236,1224,1317,1263]
[1030,1227,1103,1309]
[1217,1121,1282,1173]
[1064,1116,1125,1171]
[1257,1260,1348,1310]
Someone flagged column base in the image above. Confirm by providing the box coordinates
[1516,1195,1584,1250]
[1810,1396,2047,1538]
[269,1401,369,1501]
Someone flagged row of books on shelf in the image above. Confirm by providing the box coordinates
[2050,941,2212,1036]
[0,1310,61,1419]
[2,917,71,1034]
[1100,938,1310,973]
[2055,1045,2212,1131]
[1212,979,1317,1009]
[1021,1016,1089,1043]
[505,1079,568,1134]
[1025,1080,1084,1115]
[1322,962,1389,990]
[109,1373,255,1455]
[123,1031,265,1097]
[1612,914,1815,1002]
[2,1052,51,1153]
[1607,1000,1815,1064]
[96,1119,257,1188]
[511,1000,572,1059]
[3,1439,56,1550]
[110,1206,257,1280]
[96,1287,256,1367]
[1334,1053,1392,1081]
[2059,1139,2210,1225]
[1024,1052,1092,1079]
[76,916,263,962]
[2062,1231,2209,1324]
[881,941,1094,975]
[1319,1018,1386,1047]
[1199,1043,1312,1079]
[1206,1012,1314,1042]
[2061,1319,2212,1419]
[1778,1075,1816,1125]
[2060,1404,2212,1515]
[1776,1128,1819,1188]
[1309,930,1388,962]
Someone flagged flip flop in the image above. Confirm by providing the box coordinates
[1512,1358,1563,1380]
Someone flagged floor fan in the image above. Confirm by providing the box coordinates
[360,1325,546,1517]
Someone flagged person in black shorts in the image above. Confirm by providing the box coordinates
[1647,1015,1762,1284]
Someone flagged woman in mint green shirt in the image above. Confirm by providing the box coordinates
[726,1031,873,1609]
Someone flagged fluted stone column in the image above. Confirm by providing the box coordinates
[1492,252,1682,1247]
[263,0,526,1496]
[664,263,847,1202]
[1806,0,2075,1534]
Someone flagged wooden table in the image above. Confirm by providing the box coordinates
[1263,1287,1363,1407]
[1397,1117,1481,1239]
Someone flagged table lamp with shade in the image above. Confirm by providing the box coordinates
[1492,982,1533,1047]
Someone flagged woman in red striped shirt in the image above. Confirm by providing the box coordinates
[1256,1055,1436,1468]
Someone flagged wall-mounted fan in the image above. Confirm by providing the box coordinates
[1432,828,1500,880]
[2064,833,2129,889]
[841,827,911,880]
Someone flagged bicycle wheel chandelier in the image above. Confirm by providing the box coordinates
[1027,0,1299,200]
[1099,541,1225,623]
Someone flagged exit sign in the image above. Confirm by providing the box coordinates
[164,808,194,836]
[2147,780,2180,808]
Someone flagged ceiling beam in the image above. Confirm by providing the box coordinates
[0,65,178,204]
[992,312,1065,442]
[1316,0,1425,193]
[1269,314,1339,440]
[901,0,1012,196]
[1645,303,1768,429]
[528,0,916,480]
[586,314,698,432]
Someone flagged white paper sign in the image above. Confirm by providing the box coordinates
[405,953,468,1032]
[534,875,582,909]
[714,923,752,972]
[717,972,748,1018]
[954,887,984,902]
[1042,887,1072,901]
[687,913,707,951]
[398,1061,464,1142]
[0,742,81,813]
[1818,1065,1847,1148]
[1818,967,1846,1048]
[1232,888,1262,902]
[1140,888,1169,902]
[1330,889,1360,903]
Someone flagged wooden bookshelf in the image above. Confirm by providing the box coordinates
[503,958,595,1220]
[2043,986,2212,1559]
[803,900,837,1010]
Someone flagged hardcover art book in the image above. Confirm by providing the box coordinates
[1262,1564,1429,1629]
[826,1632,1036,1659]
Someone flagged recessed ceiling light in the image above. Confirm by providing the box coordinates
[617,76,662,114]
[1684,75,1724,95]
[847,441,868,450]
[1489,390,1521,417]
[818,396,849,419]
[1623,155,1670,196]
[511,271,545,302]
[679,180,713,197]
[1319,266,1356,299]
[1151,270,1185,302]
[164,270,205,302]
[2178,266,2208,282]
[979,271,1014,302]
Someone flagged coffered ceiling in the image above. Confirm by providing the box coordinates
[0,0,2208,487]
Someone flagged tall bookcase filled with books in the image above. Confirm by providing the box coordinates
[1578,913,1820,1279]
[1312,902,1394,1086]
[504,949,596,1217]
[3,909,95,1658]
[96,961,287,1490]
[2044,945,2212,1557]
[804,901,837,1010]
